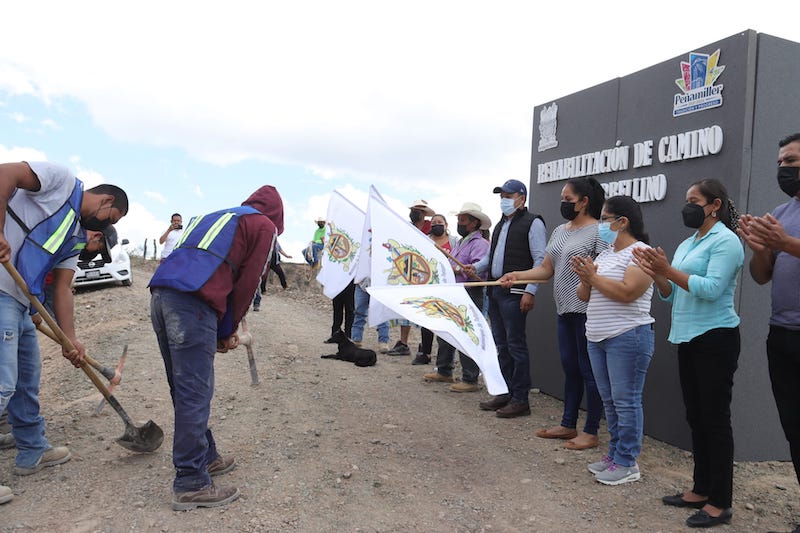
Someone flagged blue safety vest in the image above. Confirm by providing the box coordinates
[9,181,86,302]
[148,206,259,293]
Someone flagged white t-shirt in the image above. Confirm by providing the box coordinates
[161,229,183,259]
[0,162,81,306]
[585,242,654,342]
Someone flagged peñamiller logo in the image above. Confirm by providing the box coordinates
[673,49,725,117]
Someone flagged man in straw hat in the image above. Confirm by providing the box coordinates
[423,202,491,391]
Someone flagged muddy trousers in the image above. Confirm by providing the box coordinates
[150,288,220,493]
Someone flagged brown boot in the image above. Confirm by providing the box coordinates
[479,394,511,411]
[207,455,236,477]
[172,484,240,511]
[495,400,531,418]
[423,372,454,383]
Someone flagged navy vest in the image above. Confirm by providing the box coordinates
[10,181,86,302]
[148,206,259,292]
[488,210,544,280]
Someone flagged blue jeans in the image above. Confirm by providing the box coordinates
[311,242,324,265]
[0,292,50,468]
[557,313,602,434]
[151,288,220,493]
[487,287,531,403]
[350,285,389,343]
[587,324,654,467]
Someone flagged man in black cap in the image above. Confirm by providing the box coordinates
[464,179,546,417]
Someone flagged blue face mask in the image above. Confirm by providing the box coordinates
[597,221,618,244]
[500,197,517,216]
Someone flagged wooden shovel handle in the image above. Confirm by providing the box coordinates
[1,262,118,404]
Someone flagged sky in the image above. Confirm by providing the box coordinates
[1,1,797,263]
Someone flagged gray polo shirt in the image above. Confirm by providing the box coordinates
[771,196,800,329]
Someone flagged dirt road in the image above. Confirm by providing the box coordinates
[0,261,797,532]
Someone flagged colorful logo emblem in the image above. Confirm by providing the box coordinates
[673,49,725,117]
[382,239,441,285]
[402,296,479,345]
[324,222,359,272]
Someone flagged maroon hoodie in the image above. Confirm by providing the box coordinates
[195,185,284,336]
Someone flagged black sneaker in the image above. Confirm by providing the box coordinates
[411,353,431,365]
[385,341,410,356]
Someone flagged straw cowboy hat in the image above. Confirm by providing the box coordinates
[456,202,492,230]
[314,217,325,223]
[408,199,435,217]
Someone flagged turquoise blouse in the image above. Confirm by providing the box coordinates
[660,221,744,344]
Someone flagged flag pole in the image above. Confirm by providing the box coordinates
[435,244,483,281]
[462,279,548,287]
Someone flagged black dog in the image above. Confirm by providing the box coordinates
[321,330,377,367]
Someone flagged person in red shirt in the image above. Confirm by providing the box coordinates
[149,186,283,511]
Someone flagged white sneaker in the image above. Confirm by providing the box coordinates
[378,342,389,354]
[0,485,12,504]
[594,462,640,485]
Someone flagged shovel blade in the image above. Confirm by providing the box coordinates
[116,419,164,453]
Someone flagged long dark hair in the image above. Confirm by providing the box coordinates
[603,195,649,244]
[565,177,605,219]
[690,178,739,231]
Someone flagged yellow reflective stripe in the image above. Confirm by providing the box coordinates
[197,212,234,250]
[42,209,77,254]
[72,242,86,251]
[176,215,204,247]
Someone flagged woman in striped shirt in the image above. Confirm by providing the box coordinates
[499,177,607,450]
[572,195,654,486]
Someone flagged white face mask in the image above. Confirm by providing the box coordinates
[500,197,517,216]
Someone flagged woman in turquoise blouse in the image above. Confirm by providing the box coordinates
[633,179,743,529]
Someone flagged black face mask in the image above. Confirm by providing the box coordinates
[430,224,445,237]
[560,201,578,221]
[456,224,470,237]
[778,166,800,198]
[82,215,112,232]
[681,203,708,229]
[409,210,421,224]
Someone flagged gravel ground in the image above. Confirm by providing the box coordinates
[0,260,798,532]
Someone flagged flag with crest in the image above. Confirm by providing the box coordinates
[367,283,507,395]
[316,191,364,299]
[366,191,456,325]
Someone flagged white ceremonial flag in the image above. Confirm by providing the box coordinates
[367,193,456,325]
[353,185,385,285]
[317,191,364,299]
[367,283,507,396]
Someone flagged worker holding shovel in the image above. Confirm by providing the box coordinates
[149,185,283,511]
[0,161,128,505]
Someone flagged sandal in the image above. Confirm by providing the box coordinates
[535,427,578,440]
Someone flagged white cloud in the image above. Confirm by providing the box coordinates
[144,191,167,204]
[40,118,60,130]
[0,145,47,163]
[74,166,106,188]
[193,184,203,198]
[114,201,167,258]
[9,112,26,124]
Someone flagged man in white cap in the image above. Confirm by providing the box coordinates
[386,199,436,356]
[424,202,491,391]
[464,179,546,417]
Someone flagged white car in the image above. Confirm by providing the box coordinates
[73,226,133,288]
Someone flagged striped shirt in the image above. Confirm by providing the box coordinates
[585,242,654,342]
[546,222,608,315]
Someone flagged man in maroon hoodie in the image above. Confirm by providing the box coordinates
[149,186,283,511]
